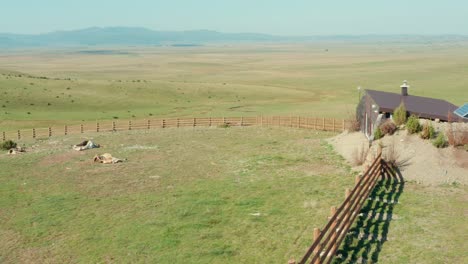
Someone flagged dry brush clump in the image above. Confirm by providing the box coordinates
[446,124,468,147]
[447,111,461,123]
[374,120,397,140]
[383,139,409,170]
[346,112,360,132]
[351,143,369,166]
[420,121,435,140]
[380,120,397,136]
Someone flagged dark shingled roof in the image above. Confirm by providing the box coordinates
[366,89,459,121]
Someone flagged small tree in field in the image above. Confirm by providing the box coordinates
[393,103,407,126]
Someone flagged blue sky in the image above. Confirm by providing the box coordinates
[1,0,467,35]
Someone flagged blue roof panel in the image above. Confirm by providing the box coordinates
[454,103,468,118]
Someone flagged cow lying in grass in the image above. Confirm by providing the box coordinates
[73,140,100,151]
[93,153,123,164]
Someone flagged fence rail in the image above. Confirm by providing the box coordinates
[288,146,401,264]
[2,116,355,141]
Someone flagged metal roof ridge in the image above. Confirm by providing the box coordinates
[366,89,457,106]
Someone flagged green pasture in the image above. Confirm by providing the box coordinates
[0,43,467,263]
[1,127,353,263]
[1,43,468,130]
[0,127,465,263]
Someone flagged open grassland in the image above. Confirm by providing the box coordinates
[1,127,466,263]
[1,43,468,130]
[1,127,354,263]
[1,43,467,263]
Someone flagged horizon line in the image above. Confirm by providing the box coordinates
[2,26,468,37]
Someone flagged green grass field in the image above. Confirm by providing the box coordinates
[1,127,354,263]
[1,127,466,263]
[1,43,468,130]
[1,43,467,263]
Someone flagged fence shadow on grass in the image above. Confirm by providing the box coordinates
[333,162,404,264]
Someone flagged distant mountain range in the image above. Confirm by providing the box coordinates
[1,27,468,47]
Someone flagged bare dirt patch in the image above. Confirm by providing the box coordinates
[329,130,468,185]
[326,131,369,169]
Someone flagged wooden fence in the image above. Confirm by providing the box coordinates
[289,147,399,264]
[2,116,355,141]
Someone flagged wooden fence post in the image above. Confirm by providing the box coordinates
[177,118,180,128]
[223,117,226,126]
[313,228,321,263]
[2,131,5,141]
[17,130,21,140]
[162,119,166,128]
[147,120,151,129]
[241,116,244,127]
[344,188,351,220]
[32,129,36,139]
[96,122,100,132]
[209,117,212,127]
[112,121,116,131]
[48,127,52,137]
[64,125,68,136]
[193,118,196,128]
[80,124,83,134]
[345,188,351,199]
[355,174,361,185]
[377,145,383,179]
[330,206,338,255]
[128,121,132,130]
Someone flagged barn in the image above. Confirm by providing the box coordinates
[357,81,462,139]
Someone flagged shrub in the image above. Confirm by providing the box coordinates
[393,103,407,126]
[218,123,230,128]
[374,127,383,140]
[420,121,435,139]
[447,111,458,123]
[379,120,397,135]
[347,116,360,132]
[383,139,405,170]
[446,124,468,147]
[406,115,421,134]
[1,140,17,150]
[432,133,447,148]
[347,112,360,132]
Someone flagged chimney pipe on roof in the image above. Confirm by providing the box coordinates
[401,80,409,96]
